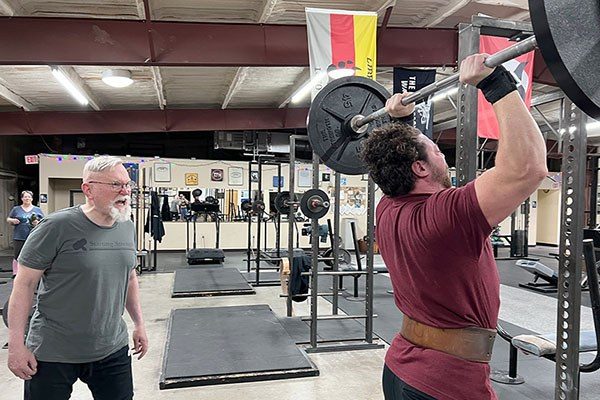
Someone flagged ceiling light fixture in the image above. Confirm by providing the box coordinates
[291,72,327,104]
[327,68,355,80]
[51,67,89,106]
[102,69,134,88]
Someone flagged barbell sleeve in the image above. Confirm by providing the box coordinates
[353,35,538,130]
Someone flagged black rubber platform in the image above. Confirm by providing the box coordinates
[242,271,281,286]
[160,305,319,389]
[172,268,255,297]
[278,316,379,344]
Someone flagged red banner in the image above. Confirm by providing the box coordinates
[477,36,535,139]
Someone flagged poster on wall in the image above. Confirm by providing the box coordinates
[123,163,139,183]
[250,171,259,183]
[298,168,312,187]
[229,167,244,186]
[211,169,224,182]
[153,163,171,182]
[39,194,48,204]
[185,173,198,186]
[273,176,284,188]
[322,173,331,182]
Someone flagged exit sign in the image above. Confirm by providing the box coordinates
[25,155,39,165]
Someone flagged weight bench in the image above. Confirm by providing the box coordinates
[515,259,559,293]
[516,259,590,293]
[135,250,148,274]
[492,240,600,384]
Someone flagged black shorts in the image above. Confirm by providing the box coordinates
[25,346,133,400]
[383,364,437,400]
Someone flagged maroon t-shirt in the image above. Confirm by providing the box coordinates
[376,181,500,400]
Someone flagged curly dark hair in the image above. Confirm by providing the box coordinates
[360,122,428,197]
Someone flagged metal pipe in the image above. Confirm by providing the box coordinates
[246,161,252,273]
[365,178,375,343]
[255,158,263,285]
[353,35,538,130]
[276,162,282,258]
[310,151,320,349]
[287,136,298,317]
[332,172,341,315]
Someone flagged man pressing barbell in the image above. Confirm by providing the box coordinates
[361,54,547,400]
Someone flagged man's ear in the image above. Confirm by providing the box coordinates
[411,160,429,178]
[81,182,93,199]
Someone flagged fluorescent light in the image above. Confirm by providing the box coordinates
[102,69,133,88]
[291,72,326,103]
[51,67,88,106]
[431,86,458,103]
[587,120,600,130]
[327,68,355,80]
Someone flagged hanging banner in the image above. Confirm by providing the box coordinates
[393,67,436,138]
[306,7,377,99]
[477,35,535,139]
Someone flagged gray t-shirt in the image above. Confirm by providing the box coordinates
[18,206,136,363]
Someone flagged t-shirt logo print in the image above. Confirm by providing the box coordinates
[73,239,88,251]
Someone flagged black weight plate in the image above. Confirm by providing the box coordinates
[252,200,266,215]
[274,191,298,215]
[323,248,352,267]
[300,189,330,219]
[241,201,252,213]
[308,76,391,175]
[529,0,600,119]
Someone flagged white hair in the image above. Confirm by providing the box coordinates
[83,156,123,177]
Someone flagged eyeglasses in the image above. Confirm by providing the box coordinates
[87,180,137,191]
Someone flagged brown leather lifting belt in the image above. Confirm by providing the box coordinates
[400,315,496,363]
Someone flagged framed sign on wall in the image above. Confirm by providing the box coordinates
[153,163,171,182]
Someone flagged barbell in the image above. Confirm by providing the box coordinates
[307,0,600,175]
[275,190,331,218]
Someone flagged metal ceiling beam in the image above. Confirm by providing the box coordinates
[377,3,394,46]
[0,81,35,110]
[0,0,14,16]
[222,67,249,109]
[258,0,278,23]
[0,17,458,67]
[150,66,166,109]
[421,0,470,27]
[0,107,309,135]
[54,66,102,110]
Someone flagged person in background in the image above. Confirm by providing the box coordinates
[178,194,189,221]
[170,195,180,221]
[6,191,44,279]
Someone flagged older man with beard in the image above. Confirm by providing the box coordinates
[7,156,148,400]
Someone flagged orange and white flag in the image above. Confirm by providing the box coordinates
[306,8,377,99]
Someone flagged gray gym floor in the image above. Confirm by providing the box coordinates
[1,246,599,399]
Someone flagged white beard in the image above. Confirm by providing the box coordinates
[110,196,132,223]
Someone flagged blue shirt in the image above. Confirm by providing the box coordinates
[8,205,44,240]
